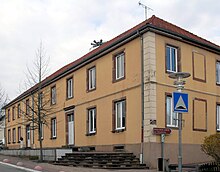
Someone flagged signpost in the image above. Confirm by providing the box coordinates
[153,128,171,171]
[169,72,190,172]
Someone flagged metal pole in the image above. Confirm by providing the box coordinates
[178,113,182,172]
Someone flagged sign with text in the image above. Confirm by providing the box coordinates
[153,128,172,135]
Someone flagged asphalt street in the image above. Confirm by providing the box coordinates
[0,163,27,172]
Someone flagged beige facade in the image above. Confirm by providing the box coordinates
[3,15,220,167]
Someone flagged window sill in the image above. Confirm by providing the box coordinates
[87,88,96,93]
[50,137,57,140]
[113,77,125,83]
[86,132,96,136]
[50,103,56,106]
[166,126,178,130]
[66,97,73,101]
[112,128,125,133]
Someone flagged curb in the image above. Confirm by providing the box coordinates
[0,161,41,172]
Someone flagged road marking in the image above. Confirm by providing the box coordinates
[0,161,41,172]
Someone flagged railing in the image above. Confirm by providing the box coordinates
[199,161,220,172]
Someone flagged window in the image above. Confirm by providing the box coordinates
[87,108,96,134]
[12,128,16,143]
[217,105,220,131]
[166,95,178,127]
[26,99,30,115]
[216,61,220,84]
[40,122,44,139]
[8,129,11,144]
[12,107,15,120]
[67,77,73,99]
[166,45,178,72]
[51,118,57,138]
[18,126,21,143]
[17,104,21,118]
[88,67,96,91]
[114,99,126,130]
[113,52,125,81]
[8,109,10,122]
[51,86,56,105]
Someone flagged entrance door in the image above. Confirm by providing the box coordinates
[68,113,74,145]
[26,125,31,147]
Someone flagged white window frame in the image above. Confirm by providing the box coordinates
[217,105,220,131]
[88,108,96,134]
[51,118,57,138]
[166,95,178,127]
[216,61,220,84]
[67,78,73,99]
[115,53,125,80]
[51,86,56,105]
[115,100,126,130]
[88,67,96,90]
[166,45,178,73]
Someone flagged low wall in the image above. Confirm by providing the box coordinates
[0,148,72,161]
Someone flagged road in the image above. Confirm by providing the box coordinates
[0,163,29,172]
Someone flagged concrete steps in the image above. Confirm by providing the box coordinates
[53,151,148,169]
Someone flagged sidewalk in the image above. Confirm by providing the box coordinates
[0,154,157,172]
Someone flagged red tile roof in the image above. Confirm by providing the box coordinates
[5,15,220,107]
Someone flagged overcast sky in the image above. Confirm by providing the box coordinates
[0,0,219,101]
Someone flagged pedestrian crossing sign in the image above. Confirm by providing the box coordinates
[173,92,189,113]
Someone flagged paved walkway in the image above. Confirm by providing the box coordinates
[0,154,157,172]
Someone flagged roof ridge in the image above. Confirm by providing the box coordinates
[151,16,220,49]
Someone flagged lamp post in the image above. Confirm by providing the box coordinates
[169,72,190,172]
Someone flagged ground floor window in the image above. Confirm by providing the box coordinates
[8,129,11,144]
[217,104,220,131]
[114,99,126,130]
[166,95,178,127]
[87,108,96,134]
[51,118,57,138]
[12,128,16,143]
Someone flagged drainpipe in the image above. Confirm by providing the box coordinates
[139,31,144,164]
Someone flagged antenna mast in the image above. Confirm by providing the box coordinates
[138,1,153,19]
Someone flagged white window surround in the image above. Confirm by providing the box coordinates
[88,108,96,134]
[217,105,220,131]
[166,45,178,73]
[88,67,96,90]
[166,95,178,127]
[51,118,57,138]
[115,100,126,130]
[115,53,125,80]
[67,78,73,98]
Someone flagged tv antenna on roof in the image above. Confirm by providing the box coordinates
[138,1,153,19]
[90,39,104,50]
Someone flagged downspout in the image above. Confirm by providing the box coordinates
[32,94,34,147]
[138,31,144,164]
